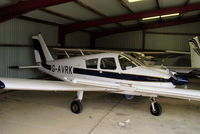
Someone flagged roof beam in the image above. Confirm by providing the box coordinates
[18,16,61,26]
[74,0,124,28]
[94,16,200,38]
[155,0,162,22]
[117,0,141,24]
[40,8,106,31]
[63,3,200,33]
[40,8,82,22]
[118,0,134,13]
[156,0,161,9]
[179,0,191,19]
[0,0,75,23]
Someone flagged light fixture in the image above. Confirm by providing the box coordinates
[142,16,160,21]
[161,13,180,18]
[128,0,143,3]
[142,13,180,21]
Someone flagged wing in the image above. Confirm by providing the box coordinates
[60,78,200,101]
[132,84,200,101]
[1,77,200,101]
[0,78,118,92]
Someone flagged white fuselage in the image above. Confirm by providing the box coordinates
[38,53,175,89]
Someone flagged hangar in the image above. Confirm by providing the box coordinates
[0,0,200,134]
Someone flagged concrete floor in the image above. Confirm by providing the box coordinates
[0,78,200,134]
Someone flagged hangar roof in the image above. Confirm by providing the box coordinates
[0,0,199,36]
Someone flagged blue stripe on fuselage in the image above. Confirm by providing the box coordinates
[74,68,170,82]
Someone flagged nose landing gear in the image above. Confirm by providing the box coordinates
[150,97,162,116]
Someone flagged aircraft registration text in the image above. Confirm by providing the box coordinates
[51,65,73,74]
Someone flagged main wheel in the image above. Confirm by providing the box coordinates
[71,100,82,114]
[150,102,162,116]
[125,94,134,100]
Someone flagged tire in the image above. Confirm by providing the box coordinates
[71,100,82,114]
[125,94,134,100]
[150,102,162,116]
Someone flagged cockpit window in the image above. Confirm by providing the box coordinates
[118,55,136,70]
[86,58,98,69]
[100,58,116,70]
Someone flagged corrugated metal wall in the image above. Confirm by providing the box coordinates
[145,34,193,51]
[95,22,200,51]
[65,31,90,48]
[145,22,200,51]
[0,18,58,78]
[96,30,143,49]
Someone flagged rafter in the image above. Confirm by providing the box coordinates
[74,0,124,28]
[18,16,61,26]
[156,0,161,9]
[74,0,106,17]
[118,0,133,13]
[155,0,162,22]
[179,0,191,19]
[117,0,141,24]
[63,3,200,33]
[94,16,200,38]
[0,0,75,23]
[40,8,82,22]
[40,8,106,31]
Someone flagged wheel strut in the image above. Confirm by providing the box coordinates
[150,97,162,116]
[70,91,84,114]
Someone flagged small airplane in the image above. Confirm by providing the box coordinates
[53,37,199,77]
[1,33,200,116]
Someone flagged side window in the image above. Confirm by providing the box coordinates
[100,58,116,70]
[118,55,136,70]
[86,58,98,69]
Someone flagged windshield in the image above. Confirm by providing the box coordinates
[118,54,144,70]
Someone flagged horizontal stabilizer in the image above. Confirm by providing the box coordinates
[9,65,41,69]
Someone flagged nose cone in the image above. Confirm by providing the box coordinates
[0,81,5,89]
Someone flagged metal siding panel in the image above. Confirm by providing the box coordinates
[147,22,200,33]
[0,19,58,46]
[96,31,143,49]
[0,19,58,78]
[145,34,192,51]
[0,0,12,8]
[65,31,90,48]
[145,22,200,51]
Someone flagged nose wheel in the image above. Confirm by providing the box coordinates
[150,98,162,116]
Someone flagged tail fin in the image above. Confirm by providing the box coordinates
[32,34,54,63]
[189,36,200,68]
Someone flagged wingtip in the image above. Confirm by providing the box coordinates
[0,81,5,89]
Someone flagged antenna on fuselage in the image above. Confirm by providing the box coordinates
[79,49,84,56]
[64,51,70,58]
